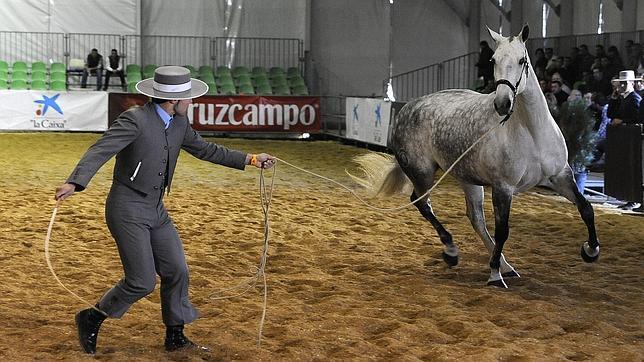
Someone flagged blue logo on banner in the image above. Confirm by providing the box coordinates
[374,103,382,127]
[34,94,63,116]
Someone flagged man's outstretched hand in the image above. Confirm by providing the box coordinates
[55,183,76,201]
[249,153,277,169]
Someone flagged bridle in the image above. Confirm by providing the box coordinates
[494,50,530,124]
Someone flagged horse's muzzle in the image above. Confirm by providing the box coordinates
[494,97,513,116]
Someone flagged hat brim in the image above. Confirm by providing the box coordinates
[611,78,640,83]
[135,78,208,100]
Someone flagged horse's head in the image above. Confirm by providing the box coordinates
[488,24,530,116]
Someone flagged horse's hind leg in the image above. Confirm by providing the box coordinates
[549,169,600,262]
[407,170,460,267]
[461,183,519,278]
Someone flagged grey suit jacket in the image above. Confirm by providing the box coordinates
[67,102,247,195]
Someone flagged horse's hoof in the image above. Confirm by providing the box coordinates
[486,279,508,288]
[442,252,459,267]
[502,270,520,278]
[580,243,599,263]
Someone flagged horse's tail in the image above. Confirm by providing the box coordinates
[348,152,410,196]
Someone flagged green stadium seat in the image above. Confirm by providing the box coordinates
[236,74,252,86]
[271,76,288,87]
[215,66,231,78]
[219,83,236,95]
[126,64,141,74]
[254,75,269,86]
[126,72,142,83]
[31,61,46,73]
[251,66,267,77]
[11,71,27,81]
[198,65,213,75]
[286,67,300,78]
[50,80,66,91]
[255,84,273,95]
[31,70,47,82]
[50,62,65,73]
[12,61,27,72]
[269,67,285,77]
[237,84,255,95]
[292,85,309,96]
[199,72,215,83]
[142,64,157,78]
[0,70,7,81]
[11,79,28,90]
[0,79,7,89]
[289,75,306,87]
[30,80,47,90]
[217,74,234,86]
[127,82,138,93]
[0,60,8,72]
[232,66,250,78]
[273,85,291,95]
[206,82,217,95]
[50,72,66,82]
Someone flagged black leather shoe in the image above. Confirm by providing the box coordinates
[164,325,210,352]
[75,306,105,354]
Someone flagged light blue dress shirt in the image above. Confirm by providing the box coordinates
[154,103,173,129]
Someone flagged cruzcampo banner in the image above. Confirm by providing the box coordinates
[345,97,392,147]
[108,93,321,133]
[0,90,108,131]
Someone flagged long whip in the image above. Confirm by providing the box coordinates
[44,200,107,317]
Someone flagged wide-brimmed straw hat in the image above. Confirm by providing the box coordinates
[135,66,208,100]
[611,70,641,83]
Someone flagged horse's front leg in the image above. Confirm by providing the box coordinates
[461,183,519,278]
[488,186,514,288]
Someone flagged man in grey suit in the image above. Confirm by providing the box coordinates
[55,66,276,354]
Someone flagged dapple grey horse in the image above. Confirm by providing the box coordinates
[354,25,600,288]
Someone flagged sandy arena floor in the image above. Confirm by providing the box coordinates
[0,133,642,361]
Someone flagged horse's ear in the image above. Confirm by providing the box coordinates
[519,24,529,42]
[487,26,503,43]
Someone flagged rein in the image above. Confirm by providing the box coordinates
[494,52,529,124]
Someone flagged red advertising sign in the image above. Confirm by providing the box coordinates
[108,93,321,133]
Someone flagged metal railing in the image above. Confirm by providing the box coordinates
[388,52,478,102]
[213,37,303,71]
[0,31,303,73]
[125,35,212,68]
[0,31,66,66]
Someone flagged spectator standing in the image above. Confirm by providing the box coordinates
[607,70,642,125]
[475,41,494,86]
[559,56,575,87]
[606,70,643,211]
[534,48,547,75]
[103,49,126,91]
[81,48,103,90]
[579,44,595,76]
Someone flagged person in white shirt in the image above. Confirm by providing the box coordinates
[103,49,126,91]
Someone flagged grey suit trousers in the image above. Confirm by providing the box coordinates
[98,180,198,326]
